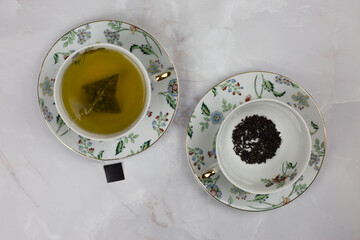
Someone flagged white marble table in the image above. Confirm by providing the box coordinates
[1,0,359,239]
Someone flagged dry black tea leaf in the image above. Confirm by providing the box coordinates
[83,74,120,113]
[232,115,281,164]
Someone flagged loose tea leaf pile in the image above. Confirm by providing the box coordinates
[232,115,281,164]
[83,74,120,114]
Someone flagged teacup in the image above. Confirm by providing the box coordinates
[202,99,311,194]
[54,43,170,141]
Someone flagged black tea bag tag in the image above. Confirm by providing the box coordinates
[104,162,125,183]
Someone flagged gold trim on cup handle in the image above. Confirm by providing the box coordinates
[153,71,171,82]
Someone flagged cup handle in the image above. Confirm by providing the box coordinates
[200,163,219,179]
[150,70,172,83]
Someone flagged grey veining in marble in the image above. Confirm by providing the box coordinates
[1,0,360,239]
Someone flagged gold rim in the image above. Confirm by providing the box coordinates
[185,70,326,212]
[37,19,179,162]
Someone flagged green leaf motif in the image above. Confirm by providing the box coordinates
[272,90,286,97]
[311,121,319,130]
[291,82,300,88]
[310,121,320,136]
[140,45,152,55]
[56,114,66,134]
[97,150,104,159]
[63,42,68,48]
[263,80,274,92]
[201,102,210,116]
[321,141,325,148]
[228,195,233,205]
[116,140,125,155]
[61,36,68,41]
[294,183,307,196]
[141,140,151,150]
[130,44,141,53]
[212,88,217,97]
[315,138,320,145]
[251,194,269,203]
[54,54,59,64]
[166,94,176,109]
[187,125,193,139]
[38,97,44,106]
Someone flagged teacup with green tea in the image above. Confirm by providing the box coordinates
[54,43,170,140]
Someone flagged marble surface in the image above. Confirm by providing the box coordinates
[1,0,360,239]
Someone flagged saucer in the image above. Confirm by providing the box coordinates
[186,71,326,211]
[38,20,179,160]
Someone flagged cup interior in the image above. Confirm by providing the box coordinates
[54,43,151,141]
[216,99,311,194]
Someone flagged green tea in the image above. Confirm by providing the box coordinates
[61,48,146,135]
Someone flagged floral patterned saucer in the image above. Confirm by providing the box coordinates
[186,71,326,211]
[38,20,178,160]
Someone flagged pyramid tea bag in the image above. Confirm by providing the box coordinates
[83,74,120,114]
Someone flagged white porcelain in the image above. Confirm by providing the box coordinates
[38,20,178,160]
[216,99,311,194]
[54,43,152,141]
[186,72,326,211]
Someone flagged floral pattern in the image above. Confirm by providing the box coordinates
[103,21,162,57]
[309,153,321,171]
[186,71,325,211]
[188,147,205,170]
[39,98,53,122]
[158,79,178,109]
[210,111,224,124]
[147,60,163,74]
[219,79,244,95]
[76,25,91,44]
[40,77,54,96]
[152,112,169,136]
[292,92,310,110]
[60,24,91,48]
[104,29,121,45]
[53,50,75,64]
[275,75,300,88]
[38,20,178,160]
[115,133,140,155]
[254,74,286,98]
[261,161,298,189]
[200,175,222,199]
[229,186,249,202]
[247,176,306,210]
[198,102,223,132]
[309,138,325,171]
[78,136,104,159]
